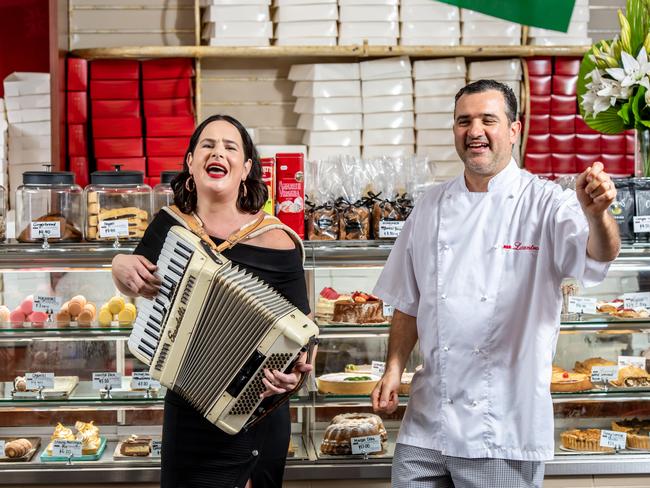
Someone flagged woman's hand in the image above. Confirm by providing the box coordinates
[111,254,162,299]
[260,354,313,399]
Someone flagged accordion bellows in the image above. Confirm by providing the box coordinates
[128,225,318,434]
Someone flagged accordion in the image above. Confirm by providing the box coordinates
[128,224,319,434]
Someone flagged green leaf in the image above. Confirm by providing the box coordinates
[640,119,650,128]
[627,0,650,55]
[618,100,633,125]
[583,106,629,134]
[632,85,650,129]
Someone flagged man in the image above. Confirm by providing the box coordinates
[371,79,620,488]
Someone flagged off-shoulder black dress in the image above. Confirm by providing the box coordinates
[134,211,310,488]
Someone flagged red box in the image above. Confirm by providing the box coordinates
[526,134,550,153]
[550,114,575,134]
[142,79,192,100]
[529,75,551,95]
[576,154,601,171]
[601,134,626,154]
[92,99,141,118]
[69,156,89,188]
[552,75,578,96]
[529,114,550,134]
[142,58,194,79]
[530,95,551,114]
[144,98,194,117]
[67,58,88,91]
[575,115,598,134]
[554,58,581,76]
[551,154,576,173]
[91,60,139,80]
[67,92,87,123]
[551,94,577,115]
[97,157,146,172]
[92,117,142,138]
[145,116,195,137]
[626,133,636,154]
[550,134,575,153]
[93,138,144,158]
[147,156,184,176]
[90,80,140,100]
[575,134,601,154]
[626,154,635,174]
[146,137,188,157]
[276,153,305,239]
[524,153,551,173]
[601,154,626,174]
[68,124,87,157]
[526,57,552,75]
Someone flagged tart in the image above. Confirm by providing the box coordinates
[316,373,380,395]
[612,419,650,450]
[574,357,616,375]
[551,371,593,392]
[560,428,615,452]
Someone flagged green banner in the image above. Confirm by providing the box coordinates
[437,0,577,32]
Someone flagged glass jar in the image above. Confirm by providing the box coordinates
[84,170,152,242]
[15,171,83,243]
[152,170,180,216]
[0,185,6,242]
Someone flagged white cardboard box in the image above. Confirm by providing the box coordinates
[363,145,414,158]
[401,0,457,9]
[202,5,270,22]
[401,21,460,38]
[460,9,503,22]
[308,145,360,160]
[362,78,413,97]
[275,37,336,45]
[339,36,397,46]
[289,63,360,81]
[274,4,338,21]
[363,128,414,145]
[293,80,361,98]
[363,111,414,129]
[3,73,50,97]
[529,36,591,46]
[416,113,454,130]
[0,99,5,112]
[400,37,460,46]
[339,0,397,4]
[339,5,398,22]
[415,97,455,113]
[462,36,521,46]
[207,37,271,46]
[433,161,464,180]
[360,56,411,80]
[416,129,454,146]
[5,94,51,111]
[257,144,306,158]
[400,5,459,21]
[8,147,51,164]
[203,0,271,4]
[462,21,521,38]
[294,96,362,114]
[467,59,522,81]
[203,21,272,38]
[529,22,588,38]
[273,0,335,4]
[6,108,51,124]
[302,130,361,146]
[413,57,466,80]
[362,94,413,113]
[275,20,337,37]
[416,145,458,161]
[339,22,399,38]
[8,134,51,150]
[466,79,520,99]
[415,78,465,97]
[297,113,362,130]
[8,121,51,137]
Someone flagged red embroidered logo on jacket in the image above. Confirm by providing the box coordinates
[503,241,540,251]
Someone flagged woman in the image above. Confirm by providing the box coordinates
[112,114,312,488]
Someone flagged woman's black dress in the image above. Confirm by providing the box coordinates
[134,211,310,488]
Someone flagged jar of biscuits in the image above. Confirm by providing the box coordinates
[152,170,180,216]
[85,170,152,242]
[15,171,83,245]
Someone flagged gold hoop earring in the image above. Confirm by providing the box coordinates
[240,180,248,198]
[185,175,195,192]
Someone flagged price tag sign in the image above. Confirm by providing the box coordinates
[618,356,647,369]
[600,430,627,450]
[0,440,5,454]
[25,372,54,390]
[52,440,82,458]
[634,216,650,233]
[371,361,385,376]
[98,220,129,238]
[30,221,61,239]
[92,372,122,390]
[351,435,382,455]
[591,366,619,383]
[567,297,597,314]
[151,440,162,458]
[33,295,63,313]
[131,371,152,390]
[378,220,405,239]
[623,292,650,310]
[383,303,394,317]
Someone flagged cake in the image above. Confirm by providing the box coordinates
[320,413,387,455]
[315,287,342,322]
[332,291,385,324]
[612,419,650,450]
[316,373,380,395]
[610,365,650,387]
[120,434,152,456]
[560,428,615,452]
[550,371,593,392]
[574,357,617,375]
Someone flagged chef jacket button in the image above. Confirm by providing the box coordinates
[441,294,447,300]
[252,450,259,456]
[447,398,453,404]
[443,346,449,352]
[471,400,478,407]
[442,244,450,251]
[446,194,452,199]
[480,296,487,302]
[473,347,480,354]
[508,194,514,199]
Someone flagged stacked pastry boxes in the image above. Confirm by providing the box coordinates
[414,58,465,179]
[142,59,194,186]
[0,100,7,191]
[460,9,521,46]
[528,0,590,46]
[274,0,338,46]
[201,0,273,46]
[361,57,414,158]
[90,60,144,174]
[524,57,633,179]
[291,63,362,160]
[339,0,398,46]
[3,72,52,208]
[399,0,460,46]
[67,58,89,187]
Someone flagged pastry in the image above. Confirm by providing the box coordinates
[13,376,27,392]
[552,365,566,374]
[98,305,113,327]
[118,303,136,325]
[20,295,33,315]
[75,421,101,455]
[77,303,96,327]
[28,311,48,323]
[344,364,373,374]
[315,287,344,322]
[320,413,387,455]
[0,305,10,323]
[86,204,149,241]
[612,419,650,450]
[50,422,75,442]
[108,296,125,315]
[17,214,83,243]
[610,365,650,387]
[119,434,151,457]
[4,438,32,458]
[9,307,25,325]
[550,371,593,392]
[332,291,385,324]
[68,295,87,317]
[55,302,71,326]
[308,206,339,240]
[317,373,380,395]
[574,357,617,375]
[560,428,614,452]
[597,299,623,313]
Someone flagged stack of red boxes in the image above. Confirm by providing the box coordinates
[525,56,634,179]
[90,60,144,174]
[142,59,195,186]
[67,58,89,186]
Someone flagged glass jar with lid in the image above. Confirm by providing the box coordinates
[15,171,83,244]
[85,169,152,242]
[153,170,180,216]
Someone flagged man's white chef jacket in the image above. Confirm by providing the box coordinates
[373,159,610,461]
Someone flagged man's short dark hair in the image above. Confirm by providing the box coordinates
[454,79,518,124]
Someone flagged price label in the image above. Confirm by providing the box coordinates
[30,221,61,239]
[131,371,153,390]
[52,440,82,458]
[600,429,627,450]
[0,440,5,454]
[383,303,394,317]
[98,220,129,238]
[33,295,63,313]
[378,220,405,239]
[350,435,382,455]
[371,361,385,376]
[151,440,162,458]
[92,372,122,390]
[25,372,54,390]
[591,366,619,383]
[634,216,650,233]
[618,356,647,369]
[623,292,650,310]
[567,297,597,314]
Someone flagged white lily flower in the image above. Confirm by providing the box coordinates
[583,68,620,116]
[606,47,650,88]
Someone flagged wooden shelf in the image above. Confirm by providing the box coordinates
[71,45,589,59]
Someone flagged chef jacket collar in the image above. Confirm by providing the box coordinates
[451,158,520,194]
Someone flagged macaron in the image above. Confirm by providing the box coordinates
[118,303,136,325]
[108,296,125,315]
[28,311,48,324]
[98,306,113,327]
[67,295,87,317]
[20,295,34,315]
[55,302,71,326]
[77,303,96,327]
[9,308,26,325]
[0,305,11,323]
